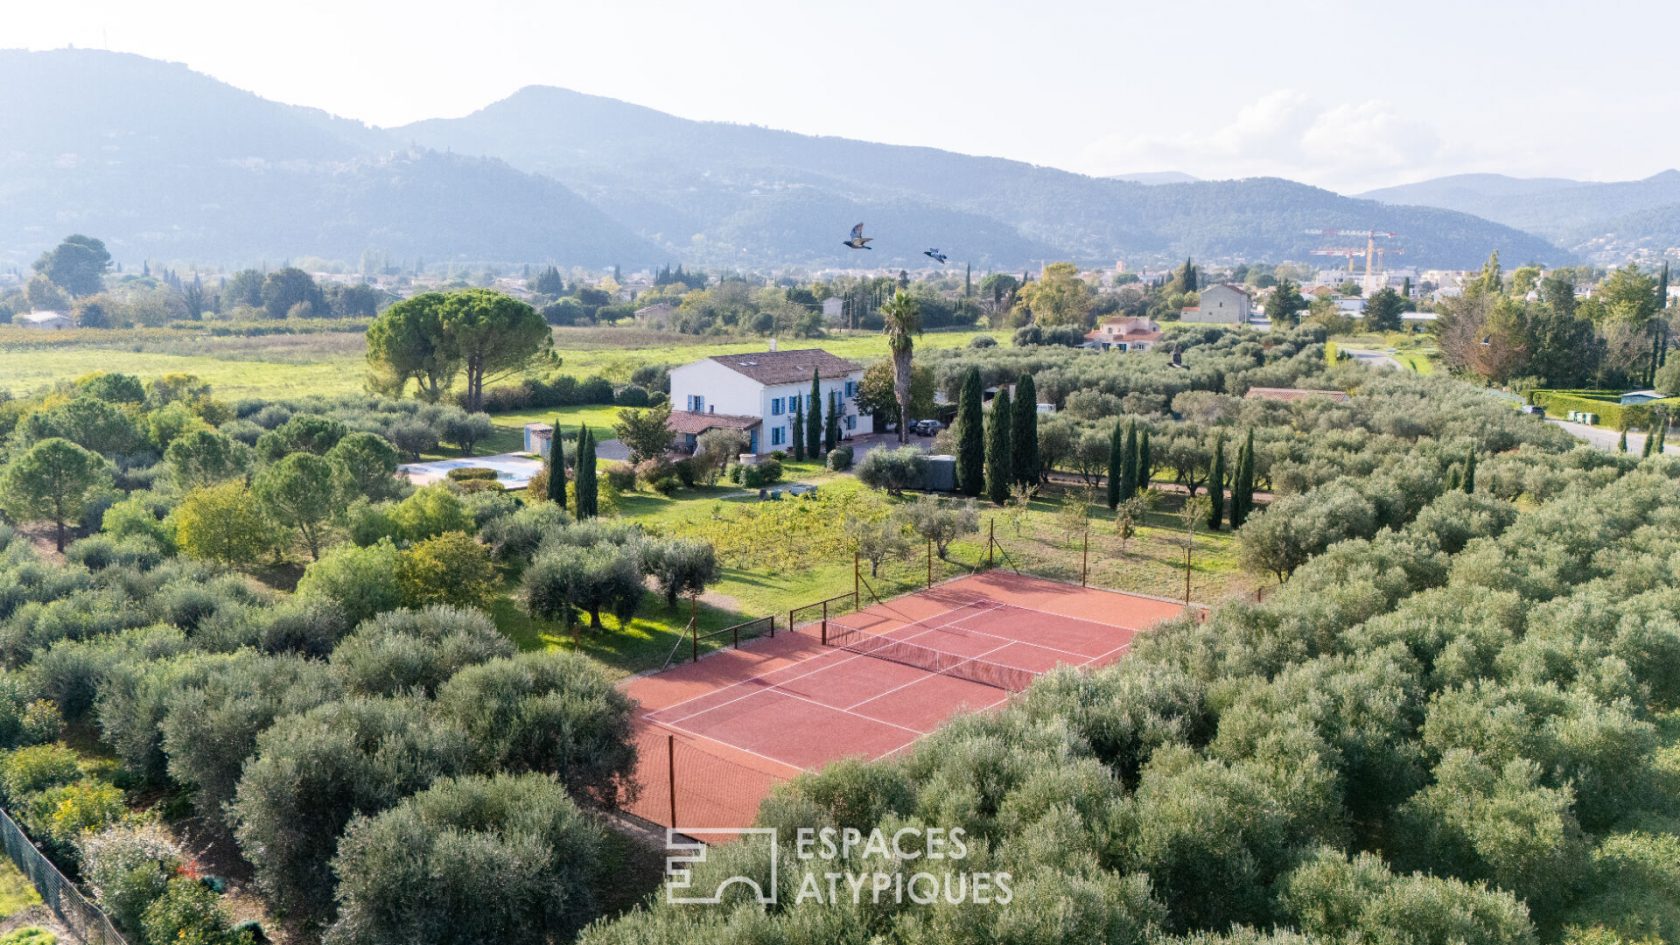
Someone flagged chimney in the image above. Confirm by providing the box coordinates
[769,337,778,352]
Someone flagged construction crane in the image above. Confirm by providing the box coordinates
[1310,247,1367,275]
[1305,229,1400,280]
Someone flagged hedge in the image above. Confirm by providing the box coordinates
[1530,390,1680,430]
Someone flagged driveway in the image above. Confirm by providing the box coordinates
[1340,347,1403,370]
[1547,418,1672,455]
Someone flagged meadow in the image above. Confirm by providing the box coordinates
[0,322,1006,400]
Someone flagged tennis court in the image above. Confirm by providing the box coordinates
[618,571,1186,833]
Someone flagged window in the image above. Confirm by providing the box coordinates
[846,415,856,430]
[686,395,705,412]
[845,381,856,398]
[771,426,786,447]
[788,394,800,412]
[770,397,784,416]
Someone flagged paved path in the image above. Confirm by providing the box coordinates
[1547,418,1672,455]
[1340,347,1403,370]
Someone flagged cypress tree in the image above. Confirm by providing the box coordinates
[545,422,567,510]
[1644,426,1656,458]
[986,388,1013,505]
[1229,435,1250,529]
[1106,422,1124,510]
[1122,421,1139,501]
[1237,428,1257,527]
[1139,429,1152,493]
[1012,375,1040,487]
[806,370,823,461]
[955,368,985,497]
[1658,412,1669,454]
[824,391,840,454]
[574,425,598,518]
[791,400,806,461]
[1619,429,1629,453]
[1206,436,1225,531]
[1462,445,1477,494]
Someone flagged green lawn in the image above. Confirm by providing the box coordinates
[0,859,41,920]
[0,323,1005,400]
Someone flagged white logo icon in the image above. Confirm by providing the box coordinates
[664,828,779,904]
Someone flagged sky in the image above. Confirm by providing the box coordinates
[6,0,1674,194]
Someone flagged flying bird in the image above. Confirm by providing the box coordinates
[842,223,873,250]
[923,248,948,264]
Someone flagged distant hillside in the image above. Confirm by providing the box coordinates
[0,50,1566,270]
[0,50,662,268]
[1109,171,1201,185]
[396,86,1564,269]
[1363,171,1680,260]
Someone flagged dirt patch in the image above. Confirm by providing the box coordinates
[0,907,73,944]
[697,589,741,611]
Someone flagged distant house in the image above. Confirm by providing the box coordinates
[634,302,678,329]
[1620,389,1664,406]
[523,422,554,457]
[15,310,71,330]
[1244,387,1351,403]
[1085,316,1162,351]
[1181,284,1252,324]
[667,348,872,455]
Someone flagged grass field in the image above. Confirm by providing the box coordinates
[0,323,1005,400]
[0,860,41,919]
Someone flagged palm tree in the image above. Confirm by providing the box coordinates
[879,289,923,443]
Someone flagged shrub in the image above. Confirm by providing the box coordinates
[827,446,854,471]
[296,540,404,627]
[394,532,497,611]
[740,459,783,489]
[79,821,184,937]
[0,743,81,802]
[614,384,651,407]
[230,697,469,928]
[329,606,513,698]
[602,462,637,492]
[856,447,927,495]
[140,877,250,945]
[326,774,604,945]
[444,467,497,482]
[0,929,56,945]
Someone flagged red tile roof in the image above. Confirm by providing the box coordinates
[708,349,860,385]
[667,410,762,435]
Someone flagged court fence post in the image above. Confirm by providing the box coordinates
[854,551,860,607]
[927,539,933,589]
[667,734,677,828]
[988,518,995,569]
[821,600,829,644]
[1082,531,1089,586]
[690,619,698,663]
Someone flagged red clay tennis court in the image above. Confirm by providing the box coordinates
[618,571,1186,835]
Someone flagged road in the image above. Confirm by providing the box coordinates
[1547,418,1671,455]
[1339,347,1403,370]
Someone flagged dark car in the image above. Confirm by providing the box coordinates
[909,419,943,436]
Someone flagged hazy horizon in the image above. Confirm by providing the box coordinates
[7,0,1676,195]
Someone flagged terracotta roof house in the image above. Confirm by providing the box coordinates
[668,348,872,454]
[1085,316,1162,351]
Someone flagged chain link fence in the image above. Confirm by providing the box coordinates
[0,805,129,945]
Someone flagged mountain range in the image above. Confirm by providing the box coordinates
[0,48,1581,272]
[1363,172,1680,261]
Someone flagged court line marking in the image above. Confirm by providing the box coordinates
[840,636,1021,713]
[646,604,985,724]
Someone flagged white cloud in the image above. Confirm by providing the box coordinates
[1078,90,1469,194]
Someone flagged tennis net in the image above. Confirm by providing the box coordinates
[823,622,1037,693]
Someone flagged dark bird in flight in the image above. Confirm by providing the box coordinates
[842,223,873,250]
[923,248,948,264]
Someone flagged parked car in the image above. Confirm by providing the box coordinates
[909,419,943,436]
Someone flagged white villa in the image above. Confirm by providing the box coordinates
[667,348,872,455]
[14,310,72,330]
[1180,284,1252,324]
